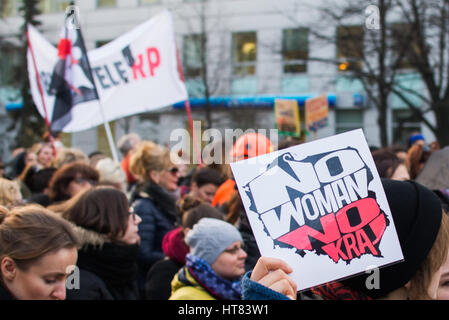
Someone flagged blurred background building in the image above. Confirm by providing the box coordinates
[0,0,435,160]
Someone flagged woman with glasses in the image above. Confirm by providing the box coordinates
[169,218,247,300]
[128,140,180,297]
[62,186,142,300]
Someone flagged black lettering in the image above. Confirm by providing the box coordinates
[114,61,128,83]
[93,66,110,89]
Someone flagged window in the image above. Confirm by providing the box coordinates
[39,0,71,13]
[282,28,308,73]
[392,109,421,145]
[335,109,364,134]
[183,34,204,78]
[391,23,416,70]
[97,0,117,8]
[232,32,257,76]
[1,0,17,18]
[0,46,21,87]
[336,25,364,72]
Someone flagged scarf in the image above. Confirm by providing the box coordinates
[311,282,372,300]
[136,182,179,223]
[162,227,189,265]
[185,254,242,300]
[77,242,139,287]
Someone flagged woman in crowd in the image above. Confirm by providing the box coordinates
[47,161,99,208]
[63,186,142,300]
[0,178,22,208]
[372,148,410,181]
[169,218,247,300]
[52,147,88,169]
[128,141,180,294]
[241,179,449,300]
[438,250,449,300]
[95,157,127,193]
[35,143,54,169]
[145,195,224,299]
[0,205,79,300]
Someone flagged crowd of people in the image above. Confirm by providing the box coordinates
[0,131,448,300]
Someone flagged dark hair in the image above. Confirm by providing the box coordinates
[372,149,404,179]
[62,186,130,240]
[0,205,79,272]
[191,167,225,188]
[48,162,99,202]
[181,202,224,229]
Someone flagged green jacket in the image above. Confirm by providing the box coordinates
[169,267,215,300]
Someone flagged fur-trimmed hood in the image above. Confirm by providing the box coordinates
[70,223,111,249]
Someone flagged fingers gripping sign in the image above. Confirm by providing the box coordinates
[251,257,297,300]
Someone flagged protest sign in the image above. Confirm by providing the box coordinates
[230,129,404,291]
[274,99,301,137]
[305,93,328,133]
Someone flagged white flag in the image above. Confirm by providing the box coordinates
[27,10,188,133]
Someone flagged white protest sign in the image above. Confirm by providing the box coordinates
[230,129,404,291]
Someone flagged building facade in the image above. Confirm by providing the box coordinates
[0,0,435,160]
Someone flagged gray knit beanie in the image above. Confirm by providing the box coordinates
[185,217,243,265]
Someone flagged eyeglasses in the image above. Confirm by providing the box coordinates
[166,167,179,175]
[129,207,138,222]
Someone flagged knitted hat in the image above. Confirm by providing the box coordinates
[185,218,243,265]
[342,179,443,298]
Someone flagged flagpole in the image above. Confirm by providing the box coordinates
[74,23,119,163]
[175,47,202,166]
[26,26,57,157]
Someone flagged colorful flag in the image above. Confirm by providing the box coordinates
[27,10,188,133]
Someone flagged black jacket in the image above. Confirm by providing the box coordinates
[66,226,140,300]
[130,182,178,291]
[145,257,183,300]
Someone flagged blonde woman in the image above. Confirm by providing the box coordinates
[128,141,180,296]
[0,178,22,208]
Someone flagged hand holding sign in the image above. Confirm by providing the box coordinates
[231,129,403,292]
[250,257,297,300]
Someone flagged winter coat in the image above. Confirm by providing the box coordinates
[169,267,216,300]
[130,182,178,293]
[145,227,189,300]
[66,225,140,300]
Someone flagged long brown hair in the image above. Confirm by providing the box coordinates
[0,205,79,272]
[62,186,130,240]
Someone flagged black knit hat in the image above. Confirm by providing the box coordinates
[342,179,443,298]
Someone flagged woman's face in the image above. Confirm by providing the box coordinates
[2,247,78,300]
[25,152,38,167]
[38,146,53,168]
[120,209,142,245]
[158,166,179,192]
[437,251,449,300]
[211,241,247,281]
